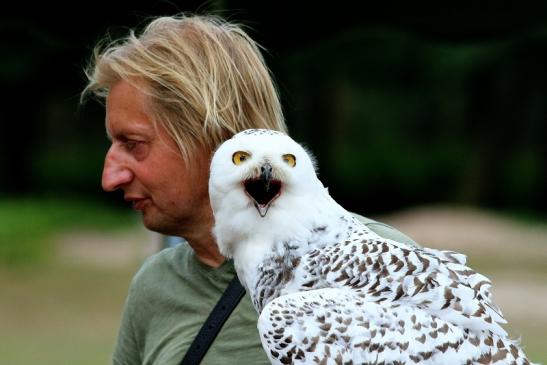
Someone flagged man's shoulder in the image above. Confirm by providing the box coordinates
[136,245,176,276]
[353,213,419,247]
[129,243,190,291]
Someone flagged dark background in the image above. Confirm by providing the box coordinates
[2,1,546,217]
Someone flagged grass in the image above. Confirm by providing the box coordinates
[0,261,139,365]
[0,196,137,266]
[513,326,547,365]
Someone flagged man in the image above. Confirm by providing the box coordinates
[83,14,416,364]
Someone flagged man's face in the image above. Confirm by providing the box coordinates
[102,80,211,236]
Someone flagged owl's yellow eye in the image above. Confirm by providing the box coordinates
[282,154,296,167]
[232,151,251,165]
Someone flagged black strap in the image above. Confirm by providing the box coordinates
[180,275,246,365]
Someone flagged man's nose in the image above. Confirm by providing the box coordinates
[101,146,133,192]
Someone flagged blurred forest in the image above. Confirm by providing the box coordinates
[1,2,546,217]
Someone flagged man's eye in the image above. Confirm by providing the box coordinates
[123,139,141,152]
[125,141,138,151]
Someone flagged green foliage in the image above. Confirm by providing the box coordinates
[281,27,547,214]
[0,197,136,266]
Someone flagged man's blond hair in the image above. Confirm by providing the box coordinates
[82,14,287,161]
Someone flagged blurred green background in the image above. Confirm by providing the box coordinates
[1,2,546,364]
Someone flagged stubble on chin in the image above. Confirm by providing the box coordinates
[140,207,184,237]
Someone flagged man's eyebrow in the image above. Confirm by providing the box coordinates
[106,131,129,142]
[107,127,152,142]
[105,120,154,142]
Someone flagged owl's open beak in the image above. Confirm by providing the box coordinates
[244,163,281,217]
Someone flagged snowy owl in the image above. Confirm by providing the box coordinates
[209,129,534,365]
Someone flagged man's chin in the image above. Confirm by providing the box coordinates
[141,213,181,237]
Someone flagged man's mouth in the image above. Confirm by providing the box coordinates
[132,199,150,211]
[126,197,150,212]
[244,178,281,217]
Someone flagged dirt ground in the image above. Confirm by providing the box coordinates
[3,204,545,364]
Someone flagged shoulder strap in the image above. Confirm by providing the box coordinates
[180,275,246,365]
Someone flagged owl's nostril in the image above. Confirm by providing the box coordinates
[261,163,272,174]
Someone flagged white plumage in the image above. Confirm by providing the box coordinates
[209,129,534,365]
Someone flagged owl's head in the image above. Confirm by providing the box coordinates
[209,129,321,219]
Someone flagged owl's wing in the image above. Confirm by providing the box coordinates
[257,287,522,365]
[299,233,508,337]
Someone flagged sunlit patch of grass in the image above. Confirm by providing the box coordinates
[505,322,547,365]
[0,197,137,266]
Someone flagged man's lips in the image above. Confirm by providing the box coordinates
[126,197,150,211]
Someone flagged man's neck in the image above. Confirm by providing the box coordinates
[186,231,226,268]
[178,210,226,268]
[165,198,225,267]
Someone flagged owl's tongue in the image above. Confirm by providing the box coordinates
[244,178,281,217]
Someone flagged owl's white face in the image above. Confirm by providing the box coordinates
[209,130,319,219]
